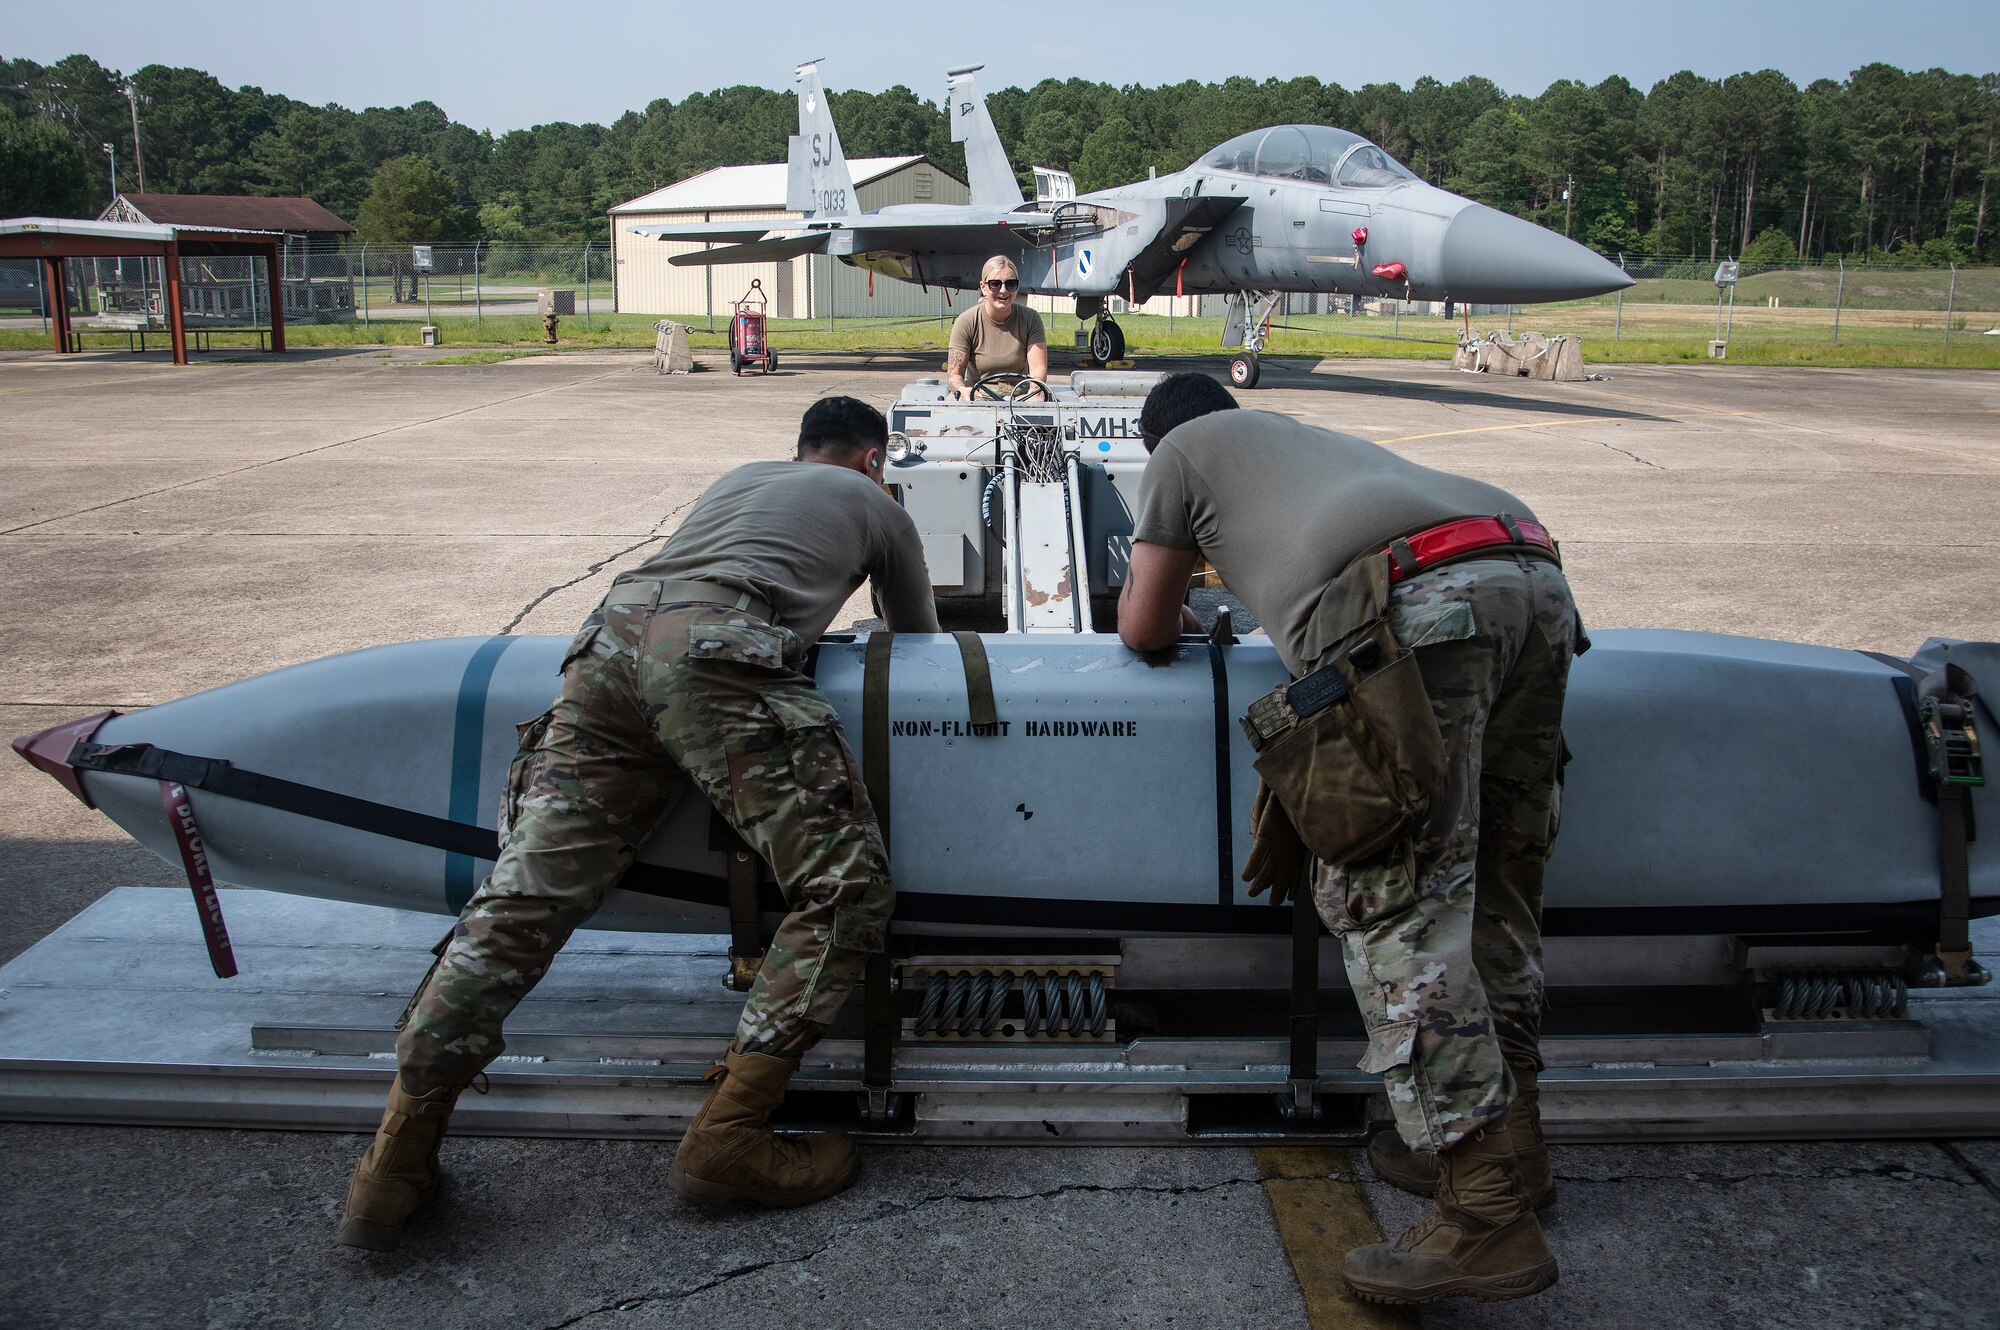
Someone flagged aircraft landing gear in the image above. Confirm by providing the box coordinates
[1074,296,1125,368]
[1221,290,1283,389]
[1088,317,1126,365]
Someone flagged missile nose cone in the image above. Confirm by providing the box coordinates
[1440,204,1634,303]
[12,710,118,807]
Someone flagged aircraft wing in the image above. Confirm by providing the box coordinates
[633,208,1061,247]
[840,218,1059,252]
[627,220,799,244]
[667,233,832,267]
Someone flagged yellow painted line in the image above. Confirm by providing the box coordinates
[1378,410,1760,446]
[1256,1145,1418,1329]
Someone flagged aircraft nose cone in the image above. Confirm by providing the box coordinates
[1439,204,1634,303]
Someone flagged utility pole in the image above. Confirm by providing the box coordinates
[124,83,146,192]
[101,142,117,200]
[1563,173,1575,237]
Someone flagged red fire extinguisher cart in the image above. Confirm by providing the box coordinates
[729,279,777,376]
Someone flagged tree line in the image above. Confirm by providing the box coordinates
[3,52,1996,265]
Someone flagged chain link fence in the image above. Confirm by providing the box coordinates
[1203,255,1999,356]
[3,245,1995,355]
[1562,255,1997,349]
[0,241,616,335]
[347,242,613,326]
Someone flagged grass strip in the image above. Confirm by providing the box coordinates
[4,308,1995,370]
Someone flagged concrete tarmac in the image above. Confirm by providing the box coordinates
[1,345,1996,1328]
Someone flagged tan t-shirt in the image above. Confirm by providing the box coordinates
[626,460,941,641]
[1132,410,1539,674]
[949,303,1046,381]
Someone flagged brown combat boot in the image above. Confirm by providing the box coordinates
[1367,1064,1557,1209]
[334,1076,462,1251]
[1343,1122,1560,1305]
[668,1050,859,1208]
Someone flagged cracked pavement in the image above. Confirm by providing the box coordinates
[2,346,1997,1328]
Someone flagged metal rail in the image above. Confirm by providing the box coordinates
[2,890,1995,1145]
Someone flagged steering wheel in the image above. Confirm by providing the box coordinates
[967,371,1050,402]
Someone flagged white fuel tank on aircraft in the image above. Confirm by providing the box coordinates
[15,631,1996,942]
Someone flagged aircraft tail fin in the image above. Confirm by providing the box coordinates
[946,65,1025,209]
[787,59,855,216]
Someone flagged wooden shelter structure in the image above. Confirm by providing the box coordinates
[0,217,290,365]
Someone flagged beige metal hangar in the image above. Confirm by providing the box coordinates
[609,156,969,321]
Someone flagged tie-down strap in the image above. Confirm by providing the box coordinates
[950,630,1001,731]
[1863,652,1985,983]
[861,632,896,1090]
[159,779,239,979]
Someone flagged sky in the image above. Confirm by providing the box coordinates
[10,0,1998,135]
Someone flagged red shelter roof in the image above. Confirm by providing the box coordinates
[104,194,353,234]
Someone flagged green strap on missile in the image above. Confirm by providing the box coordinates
[861,631,896,1094]
[863,631,894,839]
[950,631,1000,731]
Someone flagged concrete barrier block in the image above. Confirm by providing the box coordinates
[653,320,693,374]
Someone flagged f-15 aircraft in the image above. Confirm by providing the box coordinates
[632,63,1635,388]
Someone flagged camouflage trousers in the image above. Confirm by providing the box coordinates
[1312,554,1578,1155]
[395,598,893,1091]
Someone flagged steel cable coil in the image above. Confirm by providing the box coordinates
[1765,969,1907,1020]
[912,967,1111,1038]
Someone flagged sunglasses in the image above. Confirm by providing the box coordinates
[983,278,1020,292]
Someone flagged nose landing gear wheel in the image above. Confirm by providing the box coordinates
[1088,318,1126,365]
[1229,352,1261,389]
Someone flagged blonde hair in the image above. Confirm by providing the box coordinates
[980,255,1018,282]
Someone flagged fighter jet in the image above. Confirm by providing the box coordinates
[633,64,1635,387]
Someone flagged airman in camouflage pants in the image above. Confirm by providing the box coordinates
[395,596,893,1093]
[1312,553,1578,1156]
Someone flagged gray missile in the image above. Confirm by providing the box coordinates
[14,630,1997,954]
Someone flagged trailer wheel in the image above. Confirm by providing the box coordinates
[1229,353,1260,389]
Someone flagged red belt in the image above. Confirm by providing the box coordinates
[1384,515,1556,583]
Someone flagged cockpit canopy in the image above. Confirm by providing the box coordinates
[1198,125,1417,187]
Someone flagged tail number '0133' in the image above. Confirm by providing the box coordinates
[816,189,848,213]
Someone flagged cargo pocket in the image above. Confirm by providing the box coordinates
[829,903,889,954]
[497,709,555,839]
[560,624,604,671]
[1358,1016,1418,1074]
[687,620,795,672]
[1332,840,1420,932]
[1387,596,1475,650]
[393,925,461,1032]
[761,687,869,834]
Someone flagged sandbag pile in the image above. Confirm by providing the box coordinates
[1453,331,1585,381]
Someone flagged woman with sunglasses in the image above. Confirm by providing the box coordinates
[946,255,1048,399]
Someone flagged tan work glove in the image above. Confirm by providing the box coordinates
[1242,780,1310,906]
